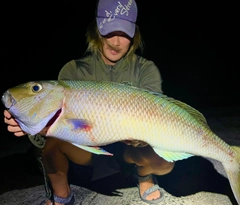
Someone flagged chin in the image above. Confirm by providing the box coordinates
[106,56,121,63]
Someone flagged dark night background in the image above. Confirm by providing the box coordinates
[0,1,239,204]
[1,1,239,110]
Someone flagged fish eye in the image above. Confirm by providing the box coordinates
[32,84,43,92]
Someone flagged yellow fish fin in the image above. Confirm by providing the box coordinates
[72,143,113,156]
[161,96,208,127]
[149,90,209,128]
[153,148,194,162]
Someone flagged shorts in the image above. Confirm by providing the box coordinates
[68,142,134,182]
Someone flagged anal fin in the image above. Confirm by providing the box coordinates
[153,148,194,162]
[72,143,113,156]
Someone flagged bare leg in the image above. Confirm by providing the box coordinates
[123,145,174,201]
[41,138,92,205]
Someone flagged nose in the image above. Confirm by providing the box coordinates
[111,36,120,46]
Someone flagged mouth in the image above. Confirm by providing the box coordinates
[2,91,16,109]
[2,90,62,134]
[109,49,119,55]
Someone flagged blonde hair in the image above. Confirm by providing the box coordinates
[85,20,144,60]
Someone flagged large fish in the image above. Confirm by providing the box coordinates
[2,80,240,204]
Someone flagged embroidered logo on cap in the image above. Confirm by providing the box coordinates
[99,0,134,29]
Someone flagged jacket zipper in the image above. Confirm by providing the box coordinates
[109,66,113,81]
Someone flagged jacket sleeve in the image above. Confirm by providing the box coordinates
[58,60,78,80]
[137,57,163,93]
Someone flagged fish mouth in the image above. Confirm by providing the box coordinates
[2,91,16,109]
[2,90,61,134]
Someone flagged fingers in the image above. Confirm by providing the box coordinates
[130,140,148,147]
[12,130,27,137]
[121,140,148,147]
[4,109,26,137]
[137,141,148,147]
[7,125,26,137]
[130,140,141,147]
[121,140,132,145]
[4,112,18,126]
[3,109,12,119]
[4,117,18,126]
[6,123,26,137]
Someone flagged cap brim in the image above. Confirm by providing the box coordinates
[97,17,135,38]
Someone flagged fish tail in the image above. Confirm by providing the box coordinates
[223,146,240,205]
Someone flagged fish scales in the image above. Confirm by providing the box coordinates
[63,83,199,149]
[2,80,240,204]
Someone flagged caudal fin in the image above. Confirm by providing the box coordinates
[223,146,240,205]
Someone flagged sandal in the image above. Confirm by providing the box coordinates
[40,191,75,205]
[53,191,75,205]
[38,156,75,205]
[133,167,165,204]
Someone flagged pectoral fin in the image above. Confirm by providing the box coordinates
[72,143,113,156]
[153,148,194,162]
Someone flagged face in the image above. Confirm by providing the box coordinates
[101,31,132,65]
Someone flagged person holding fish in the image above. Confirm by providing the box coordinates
[3,0,175,204]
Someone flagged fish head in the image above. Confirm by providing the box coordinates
[2,81,65,135]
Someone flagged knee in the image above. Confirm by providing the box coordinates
[40,138,69,172]
[123,146,142,164]
[41,138,93,167]
[41,138,61,160]
[152,159,175,175]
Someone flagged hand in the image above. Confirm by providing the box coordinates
[122,140,148,147]
[3,110,26,137]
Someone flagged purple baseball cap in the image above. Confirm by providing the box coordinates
[96,0,138,38]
